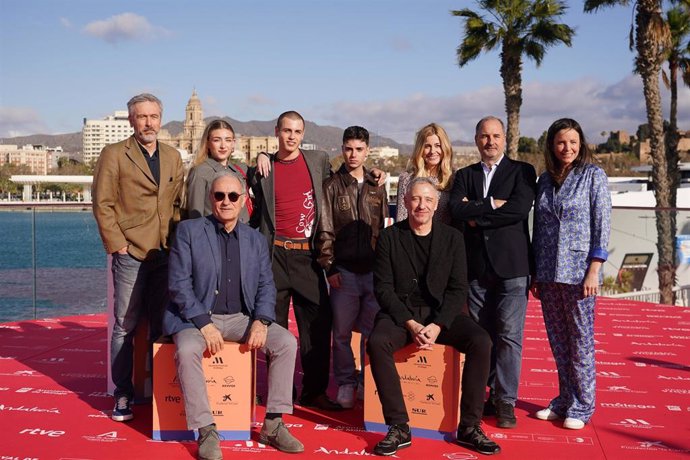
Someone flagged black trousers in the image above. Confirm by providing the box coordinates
[272,245,332,399]
[367,307,492,427]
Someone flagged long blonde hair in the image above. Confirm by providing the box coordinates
[193,119,235,167]
[409,123,454,190]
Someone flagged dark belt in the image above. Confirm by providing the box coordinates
[274,238,310,251]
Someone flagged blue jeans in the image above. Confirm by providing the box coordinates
[468,271,528,405]
[330,268,380,386]
[111,251,169,399]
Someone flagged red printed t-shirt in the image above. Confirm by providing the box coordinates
[274,152,315,239]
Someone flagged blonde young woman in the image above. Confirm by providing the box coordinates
[395,123,454,224]
[183,119,252,222]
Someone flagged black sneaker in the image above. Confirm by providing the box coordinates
[373,424,411,456]
[456,424,501,455]
[496,401,517,428]
[111,396,133,422]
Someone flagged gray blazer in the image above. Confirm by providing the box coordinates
[183,158,250,223]
[249,150,331,257]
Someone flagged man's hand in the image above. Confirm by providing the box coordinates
[370,168,387,186]
[417,323,441,350]
[200,323,224,354]
[327,272,342,289]
[246,320,268,350]
[460,197,477,227]
[493,198,507,208]
[405,319,432,349]
[116,245,128,255]
[256,152,272,177]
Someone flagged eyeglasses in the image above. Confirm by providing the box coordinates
[213,191,244,202]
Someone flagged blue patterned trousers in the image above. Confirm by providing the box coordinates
[538,282,596,422]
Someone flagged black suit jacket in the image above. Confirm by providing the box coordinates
[374,220,468,330]
[450,157,536,280]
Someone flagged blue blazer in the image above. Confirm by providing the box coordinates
[533,164,611,285]
[163,216,276,336]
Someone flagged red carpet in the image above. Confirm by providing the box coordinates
[1,297,689,459]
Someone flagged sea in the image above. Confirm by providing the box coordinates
[0,209,107,323]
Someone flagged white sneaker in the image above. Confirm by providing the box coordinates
[356,382,365,401]
[336,384,355,409]
[563,417,585,430]
[535,408,561,421]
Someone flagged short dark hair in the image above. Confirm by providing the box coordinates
[342,126,369,145]
[276,111,305,130]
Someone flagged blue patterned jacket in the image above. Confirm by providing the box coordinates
[533,163,611,285]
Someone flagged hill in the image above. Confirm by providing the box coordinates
[0,117,413,156]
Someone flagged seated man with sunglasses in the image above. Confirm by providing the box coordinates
[163,172,304,459]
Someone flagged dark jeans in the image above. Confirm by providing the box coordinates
[111,251,169,399]
[468,269,528,405]
[272,245,332,399]
[367,307,492,427]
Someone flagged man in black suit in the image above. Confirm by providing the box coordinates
[450,116,536,429]
[367,177,499,456]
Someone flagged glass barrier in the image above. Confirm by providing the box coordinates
[0,207,107,322]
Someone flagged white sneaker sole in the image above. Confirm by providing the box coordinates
[535,408,560,421]
[563,418,585,430]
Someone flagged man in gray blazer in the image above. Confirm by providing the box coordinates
[250,111,341,411]
[164,173,303,458]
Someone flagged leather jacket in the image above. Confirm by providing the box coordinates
[317,164,388,276]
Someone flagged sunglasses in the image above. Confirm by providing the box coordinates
[213,191,244,202]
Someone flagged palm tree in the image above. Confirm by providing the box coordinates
[452,0,575,158]
[584,0,674,303]
[663,0,690,203]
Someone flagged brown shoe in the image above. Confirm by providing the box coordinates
[259,418,304,453]
[197,424,222,460]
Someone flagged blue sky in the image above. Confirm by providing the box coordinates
[1,0,688,145]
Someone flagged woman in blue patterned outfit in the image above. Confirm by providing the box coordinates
[530,118,611,430]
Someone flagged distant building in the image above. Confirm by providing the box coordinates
[158,90,205,157]
[82,111,133,165]
[233,136,279,164]
[0,144,51,175]
[610,130,631,145]
[370,146,399,159]
[636,130,690,163]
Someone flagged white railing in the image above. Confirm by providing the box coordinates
[603,285,690,306]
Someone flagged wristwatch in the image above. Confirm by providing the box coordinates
[258,318,271,326]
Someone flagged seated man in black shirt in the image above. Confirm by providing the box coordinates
[368,177,500,456]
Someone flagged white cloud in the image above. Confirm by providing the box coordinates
[0,107,47,138]
[317,75,690,145]
[83,13,170,44]
[245,94,276,106]
[59,17,72,29]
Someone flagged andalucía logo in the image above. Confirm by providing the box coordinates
[82,431,128,443]
[399,374,421,383]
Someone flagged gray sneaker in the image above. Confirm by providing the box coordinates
[259,417,305,453]
[197,424,222,460]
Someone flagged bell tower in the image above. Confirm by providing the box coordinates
[183,89,205,155]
